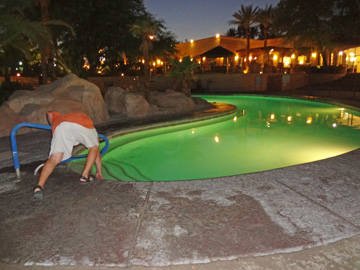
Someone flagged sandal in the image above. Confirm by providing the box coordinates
[80,175,97,185]
[33,185,44,201]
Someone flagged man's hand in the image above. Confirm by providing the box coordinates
[96,172,104,180]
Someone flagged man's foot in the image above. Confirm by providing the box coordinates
[33,185,44,201]
[80,175,97,185]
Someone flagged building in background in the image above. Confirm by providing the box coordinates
[175,35,360,74]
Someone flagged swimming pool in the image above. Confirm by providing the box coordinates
[70,95,360,182]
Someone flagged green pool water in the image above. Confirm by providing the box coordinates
[70,95,360,182]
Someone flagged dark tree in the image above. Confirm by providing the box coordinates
[273,0,337,66]
[332,0,360,44]
[49,0,146,76]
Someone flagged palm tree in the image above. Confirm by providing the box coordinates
[229,4,258,70]
[168,56,197,97]
[0,0,74,84]
[33,0,75,83]
[131,16,162,100]
[256,4,274,66]
[0,0,52,83]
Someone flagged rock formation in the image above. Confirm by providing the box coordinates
[104,87,201,117]
[0,74,214,138]
[0,74,109,137]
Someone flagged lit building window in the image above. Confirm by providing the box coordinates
[283,57,291,67]
[298,56,305,65]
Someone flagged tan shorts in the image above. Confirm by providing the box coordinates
[49,122,99,161]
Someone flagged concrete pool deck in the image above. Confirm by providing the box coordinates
[0,95,360,270]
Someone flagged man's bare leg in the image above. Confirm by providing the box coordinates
[33,152,63,200]
[80,145,99,181]
[35,152,63,191]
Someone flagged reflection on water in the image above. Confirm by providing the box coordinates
[71,95,360,182]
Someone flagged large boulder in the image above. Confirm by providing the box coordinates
[0,74,110,137]
[104,87,150,117]
[154,90,196,114]
[104,88,197,118]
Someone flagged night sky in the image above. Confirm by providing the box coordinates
[143,0,280,42]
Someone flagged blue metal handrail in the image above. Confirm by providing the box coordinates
[10,122,109,179]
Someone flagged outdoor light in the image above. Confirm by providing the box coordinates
[214,136,219,143]
[299,56,305,65]
[306,117,312,124]
[235,55,239,60]
[339,51,344,56]
[19,61,23,65]
[149,35,154,40]
[233,116,237,122]
[190,39,194,43]
[332,123,337,128]
[270,114,275,120]
[312,53,317,58]
[202,57,206,61]
[291,54,295,59]
[216,33,220,38]
[284,58,290,66]
[273,55,278,61]
[249,56,253,61]
[157,59,161,64]
[179,59,182,62]
[287,116,292,122]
